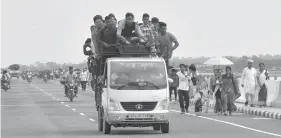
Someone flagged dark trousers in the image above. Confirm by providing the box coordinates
[178,90,190,110]
[81,81,87,90]
[169,87,178,101]
[90,79,95,91]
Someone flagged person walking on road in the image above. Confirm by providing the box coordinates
[241,59,258,107]
[80,68,88,91]
[177,64,191,114]
[210,68,223,114]
[257,63,269,107]
[169,68,179,101]
[221,66,240,116]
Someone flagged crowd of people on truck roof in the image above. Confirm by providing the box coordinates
[86,12,180,68]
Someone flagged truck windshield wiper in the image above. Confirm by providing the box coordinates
[141,81,160,89]
[116,81,160,90]
[117,82,139,90]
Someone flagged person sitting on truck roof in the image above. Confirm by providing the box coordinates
[117,12,147,44]
[151,17,160,37]
[108,13,117,27]
[139,13,158,53]
[91,15,105,55]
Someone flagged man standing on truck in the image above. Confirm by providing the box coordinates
[97,16,128,75]
[156,22,179,69]
[91,15,105,55]
[98,16,120,54]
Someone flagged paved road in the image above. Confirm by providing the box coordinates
[1,78,281,138]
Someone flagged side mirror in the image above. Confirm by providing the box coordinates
[86,47,91,52]
[83,45,93,56]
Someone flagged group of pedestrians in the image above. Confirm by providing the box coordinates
[168,59,270,116]
[241,60,269,108]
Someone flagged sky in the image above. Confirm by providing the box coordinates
[1,0,281,67]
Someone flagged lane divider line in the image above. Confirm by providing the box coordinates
[65,105,70,107]
[170,110,281,137]
[72,108,76,111]
[80,113,85,116]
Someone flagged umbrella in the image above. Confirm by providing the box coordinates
[204,57,234,66]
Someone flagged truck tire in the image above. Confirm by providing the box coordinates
[153,124,161,131]
[103,119,111,134]
[98,107,103,132]
[161,122,169,133]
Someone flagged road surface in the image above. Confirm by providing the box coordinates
[1,78,281,138]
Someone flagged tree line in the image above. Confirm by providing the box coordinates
[5,54,281,73]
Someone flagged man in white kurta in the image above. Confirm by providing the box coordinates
[241,59,257,107]
[80,69,88,91]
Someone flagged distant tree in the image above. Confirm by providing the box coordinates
[8,64,20,70]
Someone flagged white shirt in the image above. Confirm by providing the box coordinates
[241,67,257,94]
[80,71,88,81]
[177,71,191,91]
[241,67,257,86]
[258,70,268,87]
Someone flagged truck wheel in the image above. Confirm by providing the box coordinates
[98,107,103,132]
[103,118,111,134]
[153,124,161,131]
[161,122,169,133]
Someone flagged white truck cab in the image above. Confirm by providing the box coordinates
[98,57,170,134]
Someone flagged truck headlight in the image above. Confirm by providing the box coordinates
[155,99,169,110]
[108,98,120,111]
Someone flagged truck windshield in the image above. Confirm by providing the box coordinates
[109,61,167,90]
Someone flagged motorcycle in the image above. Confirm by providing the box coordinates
[27,75,32,83]
[43,74,48,83]
[1,78,10,92]
[2,82,10,91]
[67,80,76,102]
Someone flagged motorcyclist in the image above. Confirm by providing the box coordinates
[1,70,11,88]
[63,66,78,97]
[42,71,48,82]
[26,71,33,81]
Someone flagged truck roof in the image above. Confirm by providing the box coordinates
[107,57,165,62]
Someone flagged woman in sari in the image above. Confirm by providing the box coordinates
[221,66,239,116]
[257,63,269,107]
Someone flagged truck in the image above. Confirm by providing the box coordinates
[84,44,170,134]
[8,64,21,79]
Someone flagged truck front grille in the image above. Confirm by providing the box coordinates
[120,102,157,111]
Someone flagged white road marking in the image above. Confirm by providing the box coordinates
[56,99,60,100]
[252,118,271,120]
[170,110,281,137]
[80,113,85,115]
[53,97,56,99]
[61,102,64,104]
[72,108,76,111]
[65,105,70,107]
[89,118,95,122]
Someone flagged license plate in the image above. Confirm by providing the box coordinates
[128,114,149,118]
